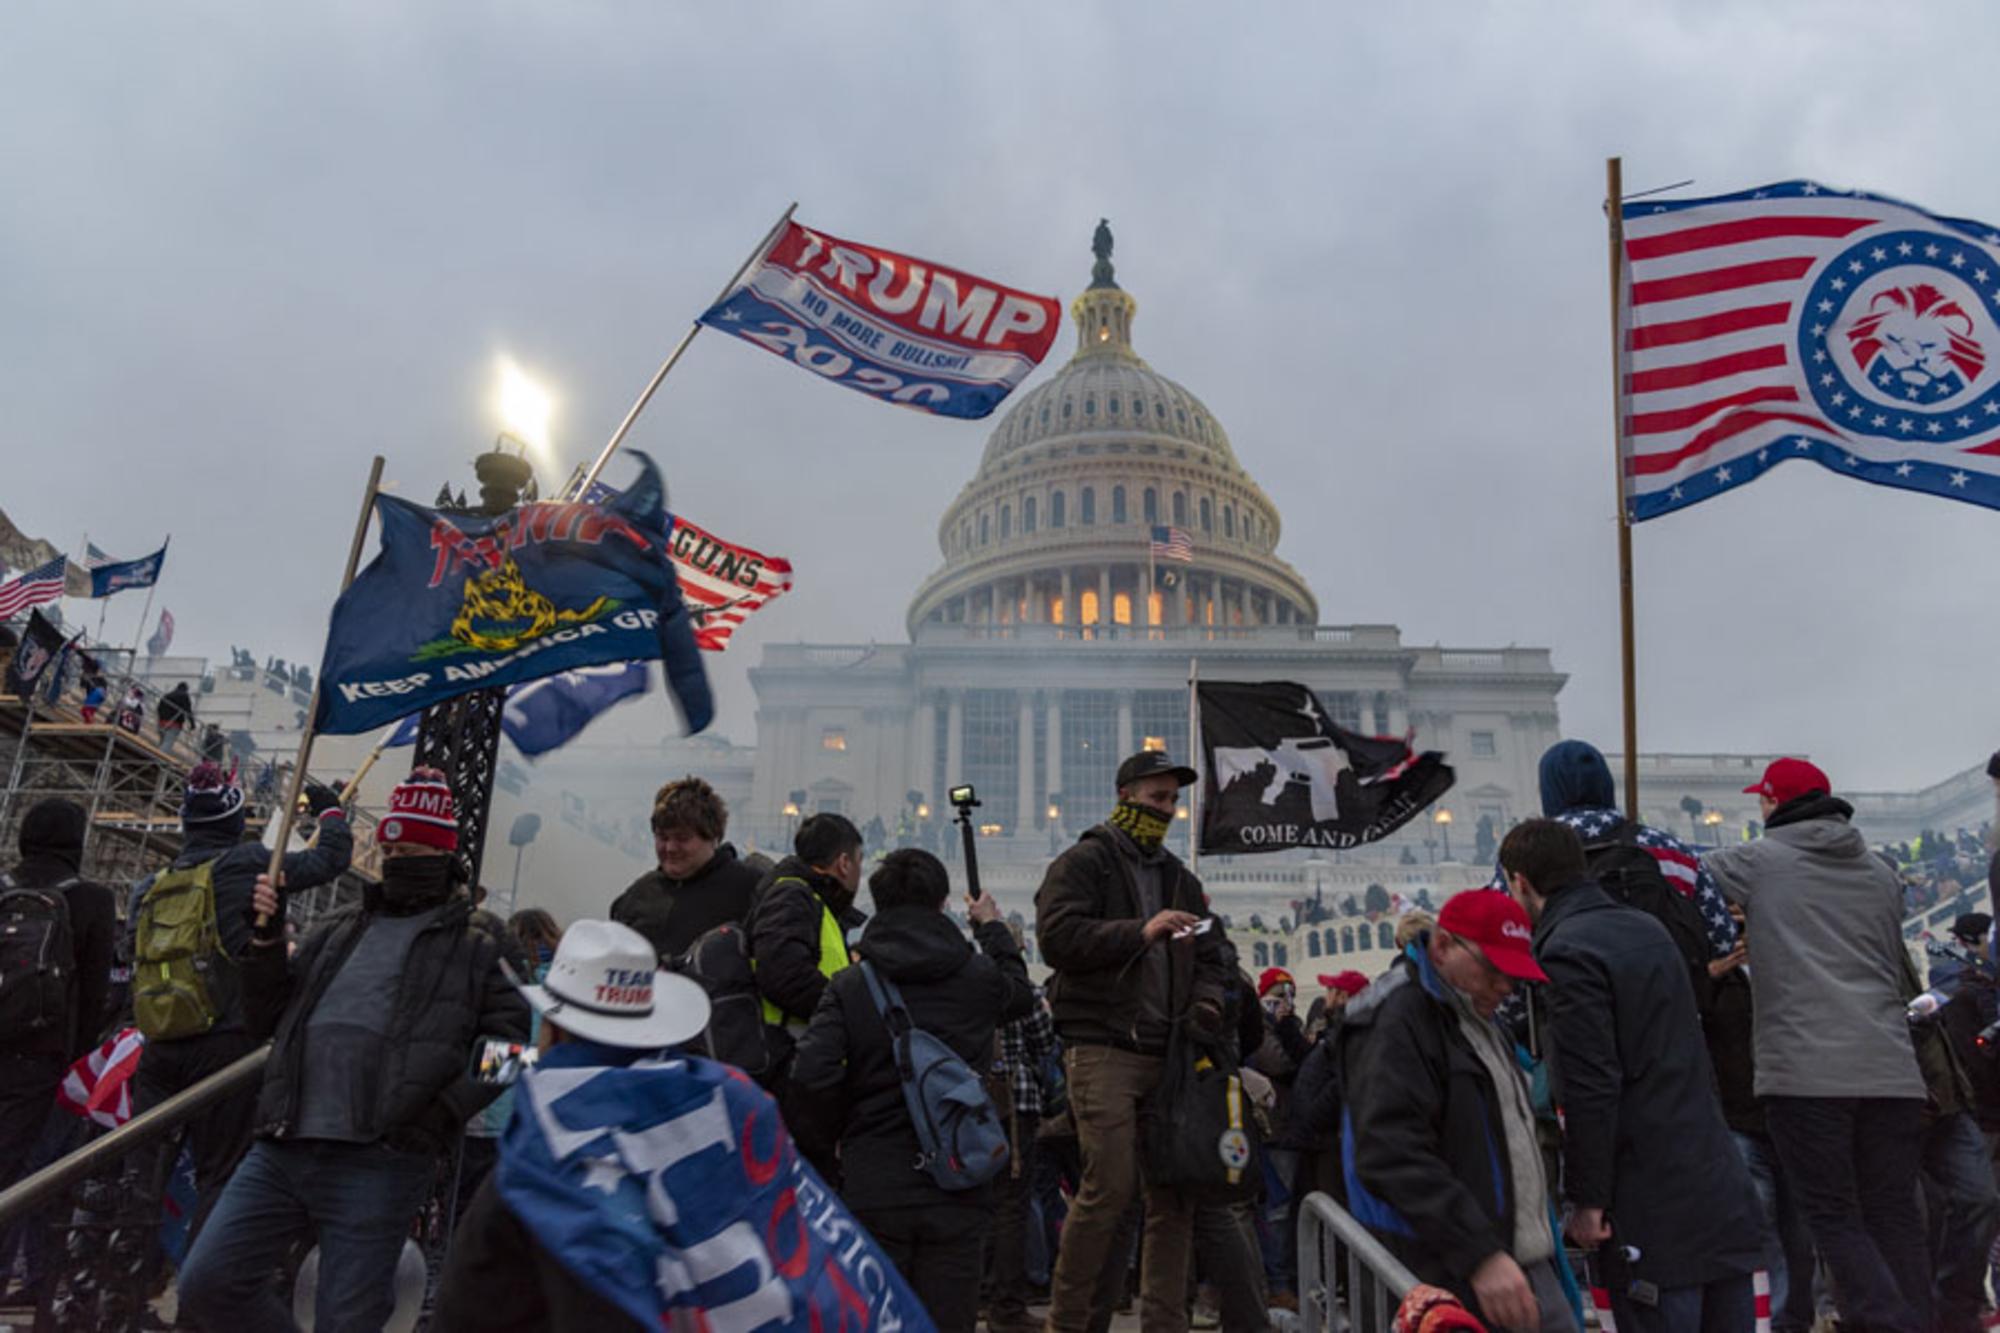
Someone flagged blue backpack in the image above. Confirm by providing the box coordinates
[858,961,1009,1191]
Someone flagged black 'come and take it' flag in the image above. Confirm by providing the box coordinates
[1198,679,1454,855]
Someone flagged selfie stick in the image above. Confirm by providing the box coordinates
[953,794,983,899]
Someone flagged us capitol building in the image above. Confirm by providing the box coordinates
[736,226,1569,912]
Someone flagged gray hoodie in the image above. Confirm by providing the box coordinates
[1704,799,1923,1100]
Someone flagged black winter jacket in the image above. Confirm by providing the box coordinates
[610,843,762,964]
[127,810,354,1036]
[790,905,1035,1212]
[4,853,116,1062]
[243,890,529,1149]
[1338,947,1527,1301]
[1034,825,1228,1052]
[1534,881,1763,1289]
[433,1173,641,1333]
[749,856,865,1028]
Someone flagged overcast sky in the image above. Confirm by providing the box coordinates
[6,1,1997,794]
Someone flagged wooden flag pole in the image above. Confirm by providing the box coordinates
[256,456,385,927]
[1606,156,1641,819]
[573,202,799,496]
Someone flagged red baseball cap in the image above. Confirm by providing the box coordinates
[1317,970,1370,997]
[1437,891,1547,982]
[1743,757,1830,805]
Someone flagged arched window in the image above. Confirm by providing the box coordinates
[1254,942,1270,967]
[1378,922,1394,949]
[960,521,971,552]
[1341,926,1356,953]
[1223,505,1235,539]
[1307,934,1322,959]
[979,513,990,545]
[1000,505,1012,539]
[1112,485,1127,523]
[1172,492,1188,525]
[1081,487,1096,525]
[1144,488,1159,524]
[1323,928,1336,954]
[1275,943,1288,966]
[1200,497,1213,533]
[1023,495,1037,533]
[1051,491,1066,528]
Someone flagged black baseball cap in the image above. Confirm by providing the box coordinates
[1953,912,1993,942]
[1115,750,1198,791]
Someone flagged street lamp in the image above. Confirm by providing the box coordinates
[1434,808,1454,862]
[1701,809,1725,847]
[1047,795,1063,854]
[784,789,805,843]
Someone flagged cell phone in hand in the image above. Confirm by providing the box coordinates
[1172,917,1215,939]
[473,1038,538,1087]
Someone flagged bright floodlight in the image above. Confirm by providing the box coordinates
[494,356,555,461]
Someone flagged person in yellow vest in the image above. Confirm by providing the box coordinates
[750,812,867,1179]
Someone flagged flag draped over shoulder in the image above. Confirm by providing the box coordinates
[699,219,1060,420]
[1621,180,2000,519]
[501,1045,936,1332]
[315,452,711,737]
[1199,680,1454,854]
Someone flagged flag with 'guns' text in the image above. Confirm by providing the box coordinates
[700,220,1060,419]
[1621,180,2000,519]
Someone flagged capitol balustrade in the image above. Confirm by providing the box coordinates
[907,621,1406,649]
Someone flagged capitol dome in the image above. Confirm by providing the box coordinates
[907,224,1318,635]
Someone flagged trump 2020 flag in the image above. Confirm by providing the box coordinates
[1199,680,1454,854]
[315,452,712,737]
[501,1045,936,1332]
[1621,180,2000,519]
[89,543,167,598]
[502,662,650,757]
[700,220,1060,420]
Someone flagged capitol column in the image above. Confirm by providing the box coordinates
[1142,561,1156,630]
[1017,691,1035,832]
[1045,689,1064,810]
[945,690,965,790]
[913,691,937,803]
[1098,567,1111,630]
[1361,695,1379,737]
[1116,689,1134,758]
[1059,569,1073,627]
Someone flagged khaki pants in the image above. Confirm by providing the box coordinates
[1046,1044,1196,1333]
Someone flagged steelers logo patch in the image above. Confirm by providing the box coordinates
[1217,1129,1251,1171]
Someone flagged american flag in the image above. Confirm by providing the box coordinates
[1621,180,2000,520]
[0,556,67,620]
[578,480,792,652]
[1149,524,1193,562]
[147,608,175,658]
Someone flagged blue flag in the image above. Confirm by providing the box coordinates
[89,544,167,598]
[502,662,649,757]
[314,453,711,737]
[501,1045,936,1332]
[384,713,422,747]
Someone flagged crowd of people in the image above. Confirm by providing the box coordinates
[0,735,1995,1333]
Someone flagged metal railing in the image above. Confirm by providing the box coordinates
[0,1046,269,1231]
[1296,1191,1419,1333]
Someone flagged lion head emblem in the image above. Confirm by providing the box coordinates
[1845,283,1987,397]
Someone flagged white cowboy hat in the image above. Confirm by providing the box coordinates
[516,919,710,1049]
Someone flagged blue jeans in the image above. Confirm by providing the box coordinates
[177,1139,436,1333]
[1606,1272,1754,1333]
[1922,1110,2000,1333]
[1731,1129,1813,1330]
[1256,1147,1299,1294]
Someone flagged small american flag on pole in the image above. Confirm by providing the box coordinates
[0,556,67,620]
[1621,180,2000,519]
[1149,525,1193,562]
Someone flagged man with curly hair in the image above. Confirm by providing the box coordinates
[611,776,762,963]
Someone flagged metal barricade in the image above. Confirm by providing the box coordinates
[1296,1190,1420,1333]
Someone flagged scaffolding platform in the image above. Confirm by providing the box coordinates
[0,693,381,922]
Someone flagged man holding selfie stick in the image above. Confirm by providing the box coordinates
[1035,749,1231,1333]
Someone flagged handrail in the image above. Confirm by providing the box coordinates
[0,1044,270,1230]
[1296,1190,1419,1333]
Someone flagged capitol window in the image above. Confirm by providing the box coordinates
[1062,401,1072,419]
[1155,401,1166,418]
[1200,497,1213,533]
[1084,398,1095,416]
[821,729,847,752]
[1224,506,1235,539]
[1108,397,1119,414]
[1470,730,1497,757]
[1144,488,1158,523]
[1112,486,1127,523]
[980,514,990,545]
[1133,397,1144,415]
[1051,491,1066,528]
[1172,492,1187,525]
[1081,487,1095,524]
[1000,505,1011,539]
[1023,496,1037,532]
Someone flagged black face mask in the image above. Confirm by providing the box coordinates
[380,854,456,911]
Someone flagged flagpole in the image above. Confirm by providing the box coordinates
[573,202,799,496]
[256,457,385,929]
[110,536,168,706]
[1606,156,1641,819]
[1186,656,1201,874]
[82,531,110,643]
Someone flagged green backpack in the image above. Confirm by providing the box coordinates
[133,859,228,1040]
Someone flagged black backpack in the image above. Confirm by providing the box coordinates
[1583,823,1714,1013]
[0,873,78,1040]
[670,922,775,1078]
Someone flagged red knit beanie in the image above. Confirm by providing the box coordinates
[378,766,459,853]
[1257,967,1295,998]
